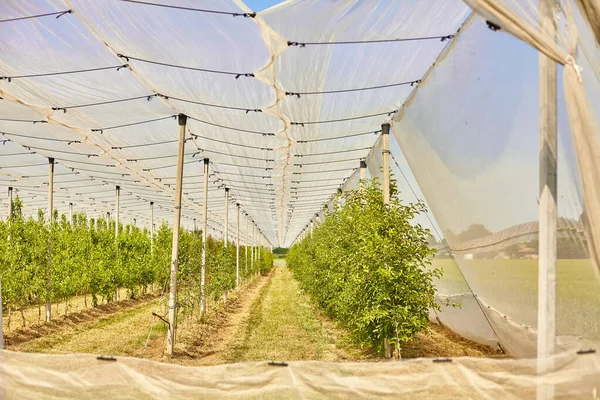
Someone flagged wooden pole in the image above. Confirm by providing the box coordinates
[537,0,557,398]
[167,114,187,356]
[359,160,367,189]
[381,123,393,358]
[150,201,154,254]
[46,157,54,322]
[115,186,120,238]
[8,187,13,221]
[69,202,73,226]
[245,213,249,276]
[114,185,120,301]
[251,222,255,274]
[382,123,391,205]
[224,188,229,247]
[200,158,209,315]
[236,203,240,290]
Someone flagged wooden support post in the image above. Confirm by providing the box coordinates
[245,213,249,276]
[200,158,209,315]
[167,114,187,356]
[382,123,393,358]
[46,157,54,322]
[224,188,229,247]
[359,160,367,189]
[150,201,154,254]
[537,0,557,398]
[115,186,120,237]
[251,222,255,273]
[382,123,390,205]
[69,202,73,226]
[8,187,13,221]
[236,203,240,290]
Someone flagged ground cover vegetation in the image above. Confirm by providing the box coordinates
[287,178,440,356]
[0,197,272,329]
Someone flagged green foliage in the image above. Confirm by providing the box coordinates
[287,178,440,354]
[0,196,274,316]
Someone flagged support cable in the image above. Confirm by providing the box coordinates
[91,115,176,134]
[119,0,256,18]
[286,80,420,98]
[188,115,275,136]
[116,54,254,79]
[0,65,127,82]
[291,110,397,126]
[0,10,72,24]
[287,34,454,47]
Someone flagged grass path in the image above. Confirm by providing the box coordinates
[10,296,164,356]
[224,262,358,362]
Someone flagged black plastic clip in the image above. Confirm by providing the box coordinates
[441,34,454,42]
[52,107,67,113]
[433,358,452,363]
[286,92,301,99]
[287,41,306,48]
[410,80,421,87]
[56,10,73,19]
[486,21,501,31]
[91,129,103,134]
[97,356,116,362]
[117,64,128,71]
[235,73,255,79]
[0,77,12,83]
[117,54,130,62]
[577,349,596,355]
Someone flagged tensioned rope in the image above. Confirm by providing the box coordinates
[285,80,421,98]
[116,54,254,79]
[294,147,371,157]
[119,0,257,18]
[1,131,81,145]
[286,34,454,47]
[0,9,72,24]
[91,115,176,134]
[189,131,272,151]
[291,110,397,126]
[188,116,275,136]
[0,64,128,82]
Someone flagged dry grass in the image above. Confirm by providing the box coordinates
[9,294,162,355]
[401,323,510,359]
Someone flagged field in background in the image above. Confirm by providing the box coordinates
[431,258,600,340]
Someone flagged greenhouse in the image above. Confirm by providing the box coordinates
[0,0,599,398]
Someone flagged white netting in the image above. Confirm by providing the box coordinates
[0,0,599,375]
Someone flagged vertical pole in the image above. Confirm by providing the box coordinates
[224,188,229,247]
[114,185,120,302]
[382,123,392,358]
[8,187,13,221]
[251,222,255,274]
[245,213,249,276]
[382,123,390,205]
[46,157,54,322]
[236,203,240,290]
[0,279,3,350]
[537,0,557,398]
[115,186,120,237]
[69,203,73,226]
[167,114,187,356]
[150,201,154,254]
[359,160,367,189]
[193,218,197,232]
[200,158,209,315]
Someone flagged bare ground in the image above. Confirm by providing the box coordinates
[7,263,509,362]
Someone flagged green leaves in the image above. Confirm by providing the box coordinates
[0,196,273,316]
[287,178,440,354]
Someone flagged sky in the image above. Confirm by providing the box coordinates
[243,0,285,12]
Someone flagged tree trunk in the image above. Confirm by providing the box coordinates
[20,302,26,328]
[65,297,68,316]
[7,306,11,331]
[84,293,87,308]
